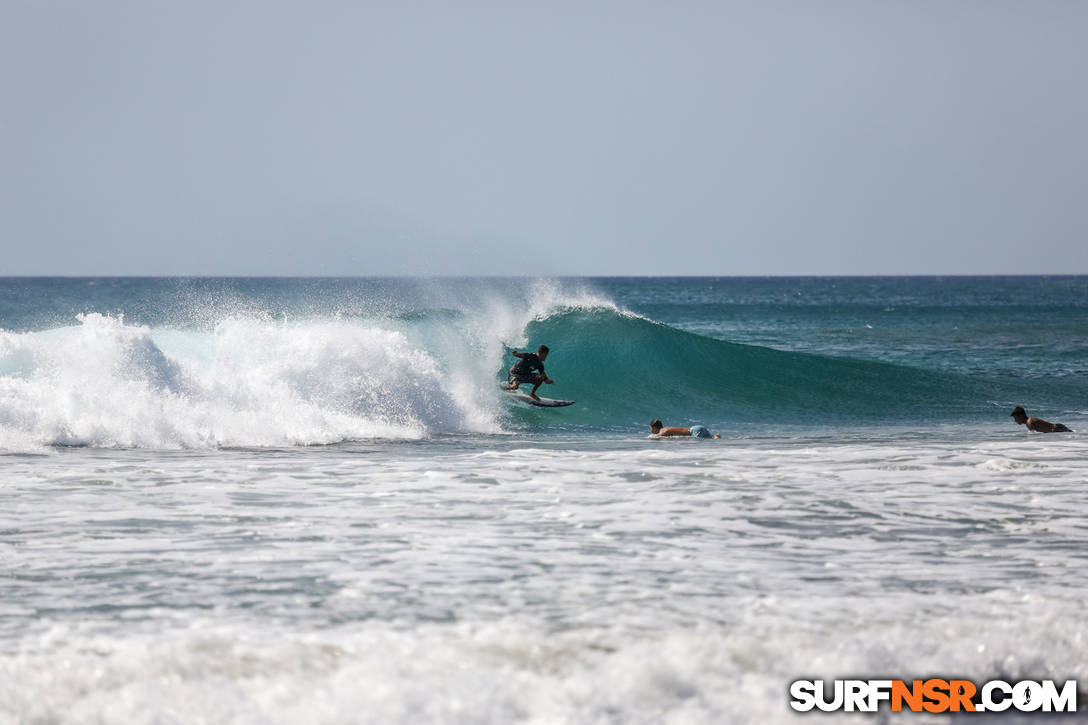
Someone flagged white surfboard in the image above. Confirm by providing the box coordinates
[505,391,576,408]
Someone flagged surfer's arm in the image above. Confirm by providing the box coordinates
[510,350,527,359]
[658,427,690,436]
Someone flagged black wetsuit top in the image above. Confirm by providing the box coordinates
[510,353,545,381]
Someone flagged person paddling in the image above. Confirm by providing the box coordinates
[1010,406,1072,433]
[650,419,721,438]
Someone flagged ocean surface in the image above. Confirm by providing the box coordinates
[1,276,1085,723]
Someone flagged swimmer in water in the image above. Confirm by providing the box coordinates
[1010,406,1072,433]
[650,419,721,438]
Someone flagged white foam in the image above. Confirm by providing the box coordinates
[3,591,1085,725]
[0,313,501,450]
[0,279,637,451]
[3,432,1088,722]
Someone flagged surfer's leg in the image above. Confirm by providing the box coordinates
[529,374,544,400]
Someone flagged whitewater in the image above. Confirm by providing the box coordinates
[0,279,616,450]
[2,276,1086,723]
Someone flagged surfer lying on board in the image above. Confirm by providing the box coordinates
[650,419,721,439]
[502,345,554,401]
[1010,406,1072,433]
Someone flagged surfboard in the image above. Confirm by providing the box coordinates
[505,391,576,407]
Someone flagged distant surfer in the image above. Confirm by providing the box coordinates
[1010,406,1072,433]
[650,419,721,439]
[502,345,554,401]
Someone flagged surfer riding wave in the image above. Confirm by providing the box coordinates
[502,344,554,401]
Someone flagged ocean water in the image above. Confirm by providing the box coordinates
[1,276,1085,723]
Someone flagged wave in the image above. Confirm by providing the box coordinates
[0,280,623,451]
[0,285,1056,451]
[519,308,1023,429]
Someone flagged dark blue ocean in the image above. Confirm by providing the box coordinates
[1,277,1085,723]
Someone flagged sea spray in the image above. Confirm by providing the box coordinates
[0,313,498,450]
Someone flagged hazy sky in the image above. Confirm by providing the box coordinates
[2,1,1086,275]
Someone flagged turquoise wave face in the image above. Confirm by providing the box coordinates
[512,307,1067,430]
